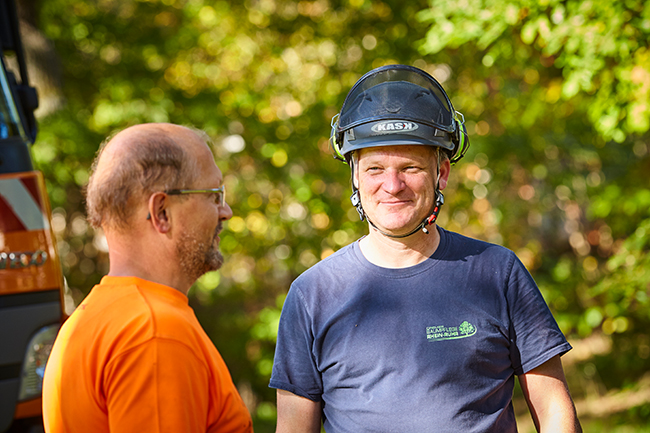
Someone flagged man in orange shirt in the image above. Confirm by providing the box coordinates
[43,123,253,433]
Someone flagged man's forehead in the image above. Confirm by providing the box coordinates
[358,145,438,160]
[195,150,223,183]
[202,161,223,182]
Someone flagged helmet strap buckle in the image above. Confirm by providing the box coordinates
[423,190,445,230]
[350,189,365,221]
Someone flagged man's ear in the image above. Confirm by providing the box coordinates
[438,158,451,191]
[351,152,359,189]
[148,192,171,234]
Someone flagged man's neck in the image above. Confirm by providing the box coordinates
[107,266,191,296]
[105,235,192,296]
[358,225,441,269]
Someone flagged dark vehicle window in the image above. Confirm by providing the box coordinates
[0,63,27,141]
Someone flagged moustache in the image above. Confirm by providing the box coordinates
[213,223,223,239]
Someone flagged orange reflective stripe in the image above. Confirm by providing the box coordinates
[0,177,49,231]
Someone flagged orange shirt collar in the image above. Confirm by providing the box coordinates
[99,276,189,304]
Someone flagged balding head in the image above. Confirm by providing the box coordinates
[86,123,209,231]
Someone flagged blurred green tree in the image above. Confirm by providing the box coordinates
[16,0,650,431]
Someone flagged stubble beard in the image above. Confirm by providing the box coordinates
[177,225,224,283]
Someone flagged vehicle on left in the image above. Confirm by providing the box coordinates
[0,0,66,432]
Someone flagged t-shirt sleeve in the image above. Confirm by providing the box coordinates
[269,284,323,401]
[104,338,212,433]
[506,255,572,375]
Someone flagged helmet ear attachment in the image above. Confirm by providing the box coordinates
[450,111,470,165]
[350,189,365,220]
[329,114,345,161]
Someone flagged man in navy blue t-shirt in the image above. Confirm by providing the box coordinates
[270,64,582,433]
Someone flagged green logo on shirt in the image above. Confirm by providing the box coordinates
[426,321,477,342]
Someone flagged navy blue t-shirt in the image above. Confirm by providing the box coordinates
[270,228,571,432]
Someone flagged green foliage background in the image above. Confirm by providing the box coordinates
[21,0,650,431]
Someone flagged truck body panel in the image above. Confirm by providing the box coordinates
[1,0,66,431]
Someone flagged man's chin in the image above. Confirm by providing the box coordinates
[197,249,223,276]
[208,251,224,272]
[180,246,224,283]
[374,218,424,235]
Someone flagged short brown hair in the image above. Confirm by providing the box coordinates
[86,126,199,230]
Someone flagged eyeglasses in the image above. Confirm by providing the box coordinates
[165,186,226,207]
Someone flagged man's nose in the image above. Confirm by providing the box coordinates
[220,202,233,221]
[382,170,405,194]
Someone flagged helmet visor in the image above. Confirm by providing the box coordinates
[338,64,456,133]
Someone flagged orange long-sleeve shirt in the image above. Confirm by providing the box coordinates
[43,276,253,433]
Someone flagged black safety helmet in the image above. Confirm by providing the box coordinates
[330,64,469,164]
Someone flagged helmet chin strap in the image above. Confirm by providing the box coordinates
[350,188,445,239]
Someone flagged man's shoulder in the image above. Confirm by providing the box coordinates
[440,228,517,263]
[287,243,365,300]
[294,242,357,281]
[76,280,150,322]
[75,278,199,342]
